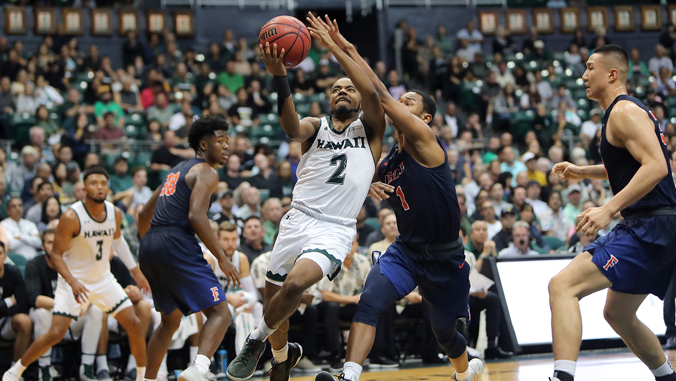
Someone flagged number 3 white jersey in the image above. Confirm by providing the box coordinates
[293,116,375,220]
[63,201,117,285]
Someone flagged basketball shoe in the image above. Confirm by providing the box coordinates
[451,358,484,381]
[226,335,267,380]
[266,343,303,381]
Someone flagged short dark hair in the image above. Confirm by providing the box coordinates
[114,156,128,165]
[83,165,109,181]
[131,166,146,177]
[188,115,229,152]
[30,176,44,190]
[243,215,261,225]
[41,196,61,225]
[42,228,56,243]
[37,181,53,192]
[593,44,629,70]
[410,89,436,123]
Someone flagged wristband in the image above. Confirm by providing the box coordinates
[273,75,291,117]
[3,297,13,308]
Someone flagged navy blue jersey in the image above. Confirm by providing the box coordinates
[150,158,206,235]
[377,137,460,244]
[600,95,676,217]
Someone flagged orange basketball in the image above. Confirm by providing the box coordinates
[259,15,311,68]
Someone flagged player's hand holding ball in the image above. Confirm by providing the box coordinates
[576,206,613,237]
[220,258,241,289]
[259,42,287,77]
[551,161,585,181]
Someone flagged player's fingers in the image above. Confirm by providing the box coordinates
[333,19,339,31]
[323,15,332,29]
[279,48,285,60]
[271,43,278,59]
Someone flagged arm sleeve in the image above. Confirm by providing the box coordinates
[110,257,135,288]
[112,236,137,270]
[239,276,257,303]
[24,259,42,308]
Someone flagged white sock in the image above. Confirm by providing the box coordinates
[127,355,137,372]
[189,346,198,364]
[456,367,471,381]
[554,360,577,377]
[249,318,276,341]
[652,359,675,377]
[96,355,109,372]
[38,355,51,367]
[343,362,363,381]
[272,343,288,363]
[194,355,210,375]
[11,360,27,376]
[82,354,95,366]
[136,367,145,381]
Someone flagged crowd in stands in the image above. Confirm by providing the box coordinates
[2,10,676,379]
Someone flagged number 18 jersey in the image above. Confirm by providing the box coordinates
[293,116,375,220]
[63,201,117,284]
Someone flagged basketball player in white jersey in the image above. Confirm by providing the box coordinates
[226,13,386,381]
[3,166,150,381]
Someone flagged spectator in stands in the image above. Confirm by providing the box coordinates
[466,220,496,261]
[93,85,123,129]
[109,157,132,195]
[146,92,173,129]
[140,81,166,110]
[236,186,260,220]
[355,206,375,248]
[539,191,572,244]
[275,160,295,199]
[16,83,38,115]
[59,89,93,122]
[150,130,192,171]
[493,207,517,251]
[521,153,545,187]
[435,25,454,57]
[260,196,282,247]
[498,221,539,256]
[628,48,651,81]
[122,31,144,67]
[492,26,514,55]
[59,162,80,200]
[169,100,194,132]
[37,196,60,233]
[480,201,502,240]
[218,60,244,93]
[494,61,515,88]
[35,105,58,141]
[1,198,41,260]
[247,80,272,115]
[290,69,314,95]
[499,146,526,187]
[657,67,676,97]
[457,20,483,55]
[367,212,398,260]
[25,181,55,225]
[237,216,271,264]
[28,127,54,165]
[562,184,582,225]
[211,190,238,226]
[249,153,281,197]
[123,204,144,259]
[93,112,125,141]
[489,182,512,217]
[0,241,32,363]
[385,70,406,101]
[580,108,603,141]
[364,208,393,248]
[170,63,194,94]
[113,167,152,211]
[550,84,575,112]
[114,76,143,113]
[0,76,14,137]
[457,193,472,235]
[220,155,244,190]
[525,180,548,219]
[34,75,63,106]
[649,44,674,77]
[228,87,258,128]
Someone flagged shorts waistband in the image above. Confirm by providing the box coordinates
[146,225,194,236]
[623,206,676,220]
[400,236,464,255]
[291,201,356,227]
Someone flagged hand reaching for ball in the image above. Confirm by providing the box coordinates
[259,42,287,77]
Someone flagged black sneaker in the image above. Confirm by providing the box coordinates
[265,342,303,381]
[315,371,335,381]
[667,336,676,349]
[369,356,399,369]
[484,346,514,360]
[39,366,53,381]
[226,335,267,381]
[329,359,344,373]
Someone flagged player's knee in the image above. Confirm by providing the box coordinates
[161,314,182,332]
[548,273,568,299]
[602,305,628,328]
[46,325,68,344]
[352,291,386,327]
[281,278,309,300]
[123,315,142,336]
[432,324,466,359]
[13,314,32,333]
[211,301,233,326]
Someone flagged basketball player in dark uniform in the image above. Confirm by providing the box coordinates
[549,45,676,381]
[311,16,484,381]
[138,116,241,381]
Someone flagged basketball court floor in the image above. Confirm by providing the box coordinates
[279,349,675,381]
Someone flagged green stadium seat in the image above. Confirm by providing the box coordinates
[667,97,676,108]
[542,236,565,251]
[295,103,310,116]
[572,89,588,101]
[258,113,280,125]
[306,93,326,103]
[577,109,590,121]
[365,217,380,231]
[8,253,27,278]
[577,98,590,110]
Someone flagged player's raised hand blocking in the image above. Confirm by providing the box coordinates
[306,12,337,50]
[259,42,286,76]
[320,14,351,51]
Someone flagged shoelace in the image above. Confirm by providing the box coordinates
[234,340,263,366]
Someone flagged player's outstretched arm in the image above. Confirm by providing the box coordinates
[50,210,89,303]
[320,16,438,150]
[307,13,385,140]
[260,42,320,144]
[138,186,161,238]
[551,162,607,181]
[189,165,241,288]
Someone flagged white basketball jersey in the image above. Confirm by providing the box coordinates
[293,116,375,220]
[63,201,117,285]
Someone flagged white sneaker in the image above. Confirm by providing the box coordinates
[156,371,168,381]
[177,365,208,381]
[2,369,21,381]
[294,358,321,372]
[451,358,485,381]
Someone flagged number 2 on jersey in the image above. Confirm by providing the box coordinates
[95,240,103,260]
[160,172,180,196]
[396,186,410,211]
[327,154,347,185]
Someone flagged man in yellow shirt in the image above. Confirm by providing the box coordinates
[523,152,546,186]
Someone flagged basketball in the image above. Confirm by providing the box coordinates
[259,15,311,68]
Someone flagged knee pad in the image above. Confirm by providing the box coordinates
[433,323,466,359]
[353,264,400,327]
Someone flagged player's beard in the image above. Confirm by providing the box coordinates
[332,104,360,118]
[88,194,106,204]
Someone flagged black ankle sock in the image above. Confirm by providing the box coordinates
[656,373,676,380]
[554,371,574,381]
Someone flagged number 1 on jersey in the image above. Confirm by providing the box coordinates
[396,186,410,211]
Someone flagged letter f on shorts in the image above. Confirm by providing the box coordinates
[603,255,619,271]
[211,287,220,302]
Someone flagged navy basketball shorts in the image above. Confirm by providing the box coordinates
[586,215,676,299]
[378,239,470,329]
[139,227,226,315]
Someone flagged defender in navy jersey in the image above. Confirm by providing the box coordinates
[549,45,676,381]
[138,116,241,381]
[313,16,484,381]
